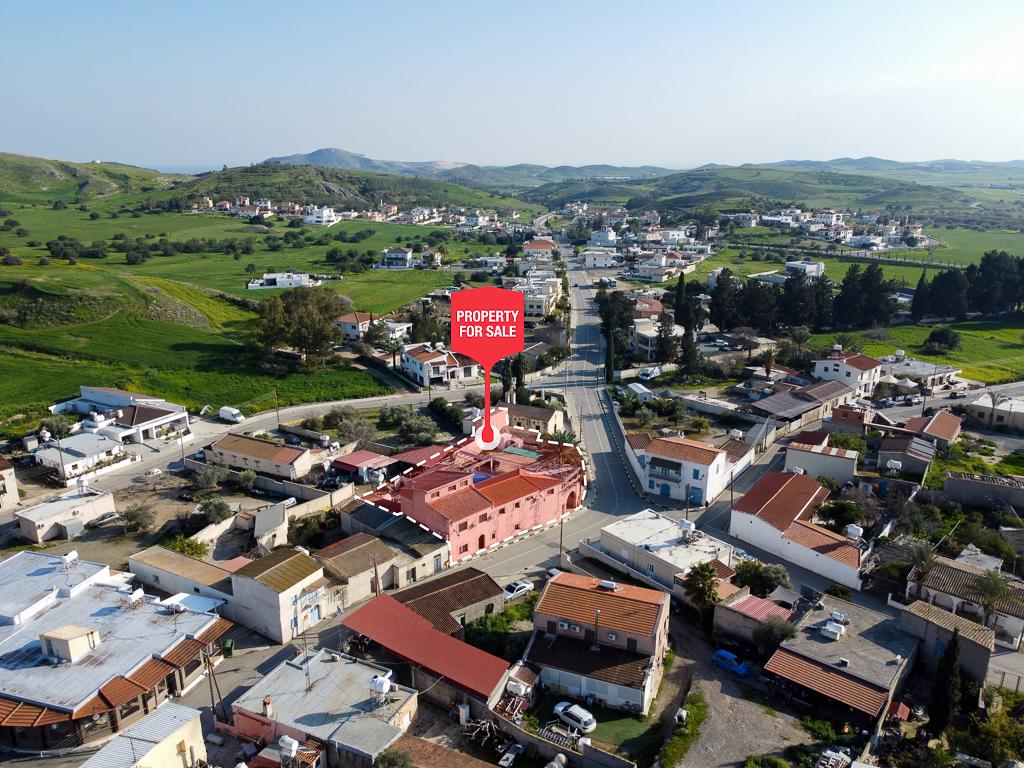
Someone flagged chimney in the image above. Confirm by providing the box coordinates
[262,696,274,718]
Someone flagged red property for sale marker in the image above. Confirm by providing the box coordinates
[450,286,525,449]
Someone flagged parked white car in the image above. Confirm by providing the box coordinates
[143,468,162,478]
[503,579,534,602]
[553,702,597,733]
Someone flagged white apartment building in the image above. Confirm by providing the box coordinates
[246,272,321,289]
[583,250,618,268]
[589,229,618,247]
[629,317,686,362]
[303,206,341,226]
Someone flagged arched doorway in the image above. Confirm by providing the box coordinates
[478,534,486,551]
[565,490,578,511]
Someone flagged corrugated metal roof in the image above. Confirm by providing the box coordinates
[729,595,793,622]
[342,595,508,701]
[234,549,322,593]
[126,658,175,690]
[79,703,201,768]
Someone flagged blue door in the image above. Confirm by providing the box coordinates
[661,484,670,496]
[310,604,321,623]
[689,487,703,506]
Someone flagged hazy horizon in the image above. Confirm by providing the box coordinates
[3,0,1023,170]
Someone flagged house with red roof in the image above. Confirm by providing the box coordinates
[366,435,584,562]
[631,435,729,505]
[714,590,795,644]
[812,350,883,398]
[729,472,863,589]
[522,239,557,259]
[400,342,479,387]
[341,594,509,709]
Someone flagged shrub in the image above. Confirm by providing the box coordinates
[659,692,708,766]
[163,534,208,559]
[121,503,155,532]
[198,496,232,524]
[824,583,852,600]
[192,464,226,490]
[801,716,838,743]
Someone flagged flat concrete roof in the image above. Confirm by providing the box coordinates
[233,649,413,758]
[0,554,217,711]
[0,550,107,621]
[601,509,732,574]
[15,489,113,524]
[782,596,917,690]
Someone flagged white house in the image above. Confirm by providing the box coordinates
[380,248,416,269]
[33,433,128,483]
[784,261,825,279]
[336,311,374,341]
[383,318,412,340]
[522,239,557,259]
[246,272,321,289]
[16,487,116,543]
[634,436,728,506]
[583,250,618,269]
[784,441,858,484]
[401,343,479,387]
[906,555,1024,650]
[589,229,618,247]
[729,472,862,589]
[626,382,655,403]
[0,458,17,514]
[303,206,341,226]
[812,351,883,398]
[630,317,686,362]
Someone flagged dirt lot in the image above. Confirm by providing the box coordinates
[672,618,814,768]
[0,473,271,570]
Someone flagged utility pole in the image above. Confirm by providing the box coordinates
[274,385,281,427]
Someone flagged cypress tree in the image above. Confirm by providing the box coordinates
[928,628,961,734]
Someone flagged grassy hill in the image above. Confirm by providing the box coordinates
[264,147,677,191]
[0,152,187,203]
[522,165,1024,228]
[179,163,540,214]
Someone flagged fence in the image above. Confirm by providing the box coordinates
[987,669,1024,693]
[492,713,636,768]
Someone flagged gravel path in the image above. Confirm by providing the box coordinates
[670,617,813,768]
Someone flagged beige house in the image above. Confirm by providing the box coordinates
[79,703,206,768]
[506,403,566,435]
[527,573,670,713]
[206,433,320,480]
[16,488,116,543]
[0,458,19,514]
[130,547,334,644]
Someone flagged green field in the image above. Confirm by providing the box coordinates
[686,248,930,285]
[810,320,1024,384]
[928,227,1024,265]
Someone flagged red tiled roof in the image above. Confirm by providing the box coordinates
[476,470,560,506]
[791,430,828,447]
[0,697,71,727]
[115,404,176,427]
[342,595,508,701]
[523,239,556,249]
[405,469,471,492]
[645,436,723,466]
[430,487,492,522]
[842,354,882,372]
[394,567,502,634]
[392,445,449,467]
[783,520,860,568]
[729,595,793,622]
[338,312,374,324]
[626,433,653,450]
[732,472,829,531]
[0,457,12,471]
[764,648,887,716]
[709,558,736,580]
[916,410,962,443]
[536,573,668,637]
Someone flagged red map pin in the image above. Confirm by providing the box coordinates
[450,287,525,449]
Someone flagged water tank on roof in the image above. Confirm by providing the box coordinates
[846,524,863,540]
[895,349,906,361]
[679,519,696,538]
[729,429,744,440]
[832,344,843,353]
[886,460,903,472]
[370,674,392,695]
[279,735,299,760]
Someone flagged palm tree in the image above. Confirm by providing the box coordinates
[761,348,777,380]
[974,570,1011,628]
[988,393,1011,430]
[683,561,721,622]
[790,325,811,353]
[901,542,937,601]
[384,338,403,370]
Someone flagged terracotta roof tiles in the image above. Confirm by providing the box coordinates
[765,648,887,716]
[536,573,667,638]
[732,472,829,531]
[645,436,723,466]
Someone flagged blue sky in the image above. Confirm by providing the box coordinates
[2,0,1021,170]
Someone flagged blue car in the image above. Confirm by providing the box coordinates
[712,649,752,678]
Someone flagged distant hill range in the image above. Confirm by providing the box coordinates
[263,147,678,191]
[0,152,186,203]
[0,152,539,212]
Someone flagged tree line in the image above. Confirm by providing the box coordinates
[911,249,1024,321]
